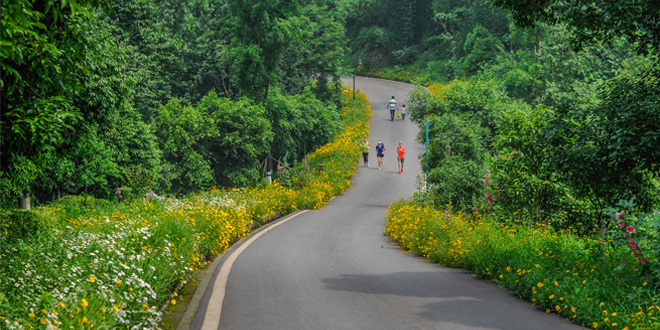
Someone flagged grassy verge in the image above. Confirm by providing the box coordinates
[385,200,659,330]
[0,87,371,329]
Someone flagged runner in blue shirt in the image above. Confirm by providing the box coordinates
[376,140,386,170]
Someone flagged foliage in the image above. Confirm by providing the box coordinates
[0,209,48,248]
[227,0,304,102]
[421,113,488,209]
[409,78,507,140]
[154,92,273,193]
[461,25,504,74]
[491,0,660,54]
[489,103,570,225]
[339,0,436,65]
[278,3,346,97]
[266,88,341,164]
[385,200,660,329]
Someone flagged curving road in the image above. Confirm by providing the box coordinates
[184,77,584,330]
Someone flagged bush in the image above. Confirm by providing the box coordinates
[0,209,48,247]
[391,46,419,65]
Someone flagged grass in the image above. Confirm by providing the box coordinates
[384,199,660,330]
[0,86,371,329]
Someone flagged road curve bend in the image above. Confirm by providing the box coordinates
[184,76,584,330]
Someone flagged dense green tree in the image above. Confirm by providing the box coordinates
[266,89,341,163]
[204,94,273,187]
[461,25,504,74]
[421,113,488,209]
[106,0,235,120]
[489,103,571,224]
[339,0,435,65]
[278,3,346,97]
[491,0,660,54]
[409,79,507,144]
[155,92,273,193]
[1,1,162,207]
[227,0,305,102]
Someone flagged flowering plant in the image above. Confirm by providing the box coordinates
[605,198,659,286]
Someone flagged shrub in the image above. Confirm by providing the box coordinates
[0,209,48,248]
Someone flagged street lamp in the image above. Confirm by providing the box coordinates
[353,59,362,100]
[425,121,430,192]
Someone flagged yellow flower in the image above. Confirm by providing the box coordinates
[571,307,577,313]
[537,282,544,287]
[143,304,150,311]
[82,298,88,309]
[29,313,35,318]
[113,305,120,312]
[82,316,89,324]
[171,299,177,305]
[554,281,558,286]
[611,312,617,316]
[59,301,65,308]
[89,275,96,283]
[546,308,551,313]
[549,295,555,299]
[593,322,598,328]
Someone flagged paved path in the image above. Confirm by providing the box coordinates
[182,77,584,330]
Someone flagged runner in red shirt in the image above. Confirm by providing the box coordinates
[397,141,406,174]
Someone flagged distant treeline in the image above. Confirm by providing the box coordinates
[1,0,348,207]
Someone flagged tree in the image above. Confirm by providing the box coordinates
[278,3,346,97]
[461,25,504,74]
[1,1,163,207]
[227,0,304,102]
[203,93,273,187]
[491,0,660,54]
[421,112,488,209]
[154,92,273,193]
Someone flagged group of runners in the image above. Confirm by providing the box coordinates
[359,96,407,174]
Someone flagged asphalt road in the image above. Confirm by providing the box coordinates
[184,76,584,330]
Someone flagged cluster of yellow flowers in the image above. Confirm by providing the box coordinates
[428,83,449,99]
[385,200,658,330]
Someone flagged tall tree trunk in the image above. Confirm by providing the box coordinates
[19,197,31,210]
[535,24,541,53]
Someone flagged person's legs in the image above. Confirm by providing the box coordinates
[402,113,405,120]
[390,110,394,121]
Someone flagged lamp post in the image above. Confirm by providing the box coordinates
[353,59,362,100]
[425,121,430,192]
[353,70,355,100]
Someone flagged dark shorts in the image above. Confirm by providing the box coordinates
[398,157,404,163]
[362,152,369,162]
